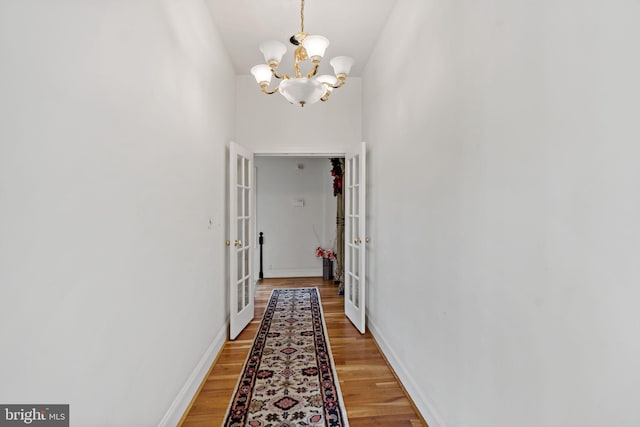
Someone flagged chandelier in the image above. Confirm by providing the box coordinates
[250,0,355,107]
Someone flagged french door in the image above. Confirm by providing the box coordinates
[344,142,367,333]
[228,142,255,340]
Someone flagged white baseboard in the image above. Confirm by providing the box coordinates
[367,318,446,427]
[158,322,228,427]
[264,268,322,278]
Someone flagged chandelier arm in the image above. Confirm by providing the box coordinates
[323,80,345,90]
[294,46,307,78]
[271,69,289,80]
[305,63,320,79]
[259,82,279,95]
[332,75,349,89]
[319,81,333,101]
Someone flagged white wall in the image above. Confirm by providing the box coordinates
[0,1,234,425]
[236,75,361,154]
[363,1,640,426]
[255,157,336,278]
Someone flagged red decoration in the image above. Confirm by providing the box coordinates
[330,158,343,196]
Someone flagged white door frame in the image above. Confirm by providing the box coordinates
[253,151,346,157]
[228,142,256,340]
[344,142,367,333]
[242,146,367,331]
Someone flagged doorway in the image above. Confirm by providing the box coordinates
[228,144,367,338]
[254,156,341,281]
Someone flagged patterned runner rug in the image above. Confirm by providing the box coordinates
[222,287,349,427]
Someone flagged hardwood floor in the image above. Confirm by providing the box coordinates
[179,277,427,427]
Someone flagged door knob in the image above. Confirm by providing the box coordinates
[226,240,230,246]
[365,237,370,243]
[235,240,242,247]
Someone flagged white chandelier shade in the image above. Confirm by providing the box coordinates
[249,0,354,107]
[301,35,330,62]
[259,40,287,66]
[250,64,273,85]
[329,56,355,77]
[279,78,326,106]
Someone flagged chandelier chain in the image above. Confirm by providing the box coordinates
[300,0,305,33]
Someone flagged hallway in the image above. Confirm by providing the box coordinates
[3,1,639,425]
[180,277,425,426]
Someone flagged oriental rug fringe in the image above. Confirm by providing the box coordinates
[222,287,349,427]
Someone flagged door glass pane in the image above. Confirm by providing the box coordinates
[353,186,359,216]
[353,276,360,308]
[244,278,250,306]
[237,250,243,284]
[237,156,243,185]
[244,220,250,249]
[354,217,359,245]
[237,219,243,244]
[244,247,250,279]
[349,273,355,304]
[348,216,356,244]
[244,188,250,217]
[243,158,250,187]
[349,158,355,185]
[237,188,243,217]
[349,217,355,246]
[237,281,244,312]
[354,246,360,278]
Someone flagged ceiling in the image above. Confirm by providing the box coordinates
[206,0,398,77]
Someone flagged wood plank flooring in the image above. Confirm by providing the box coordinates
[179,277,426,427]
